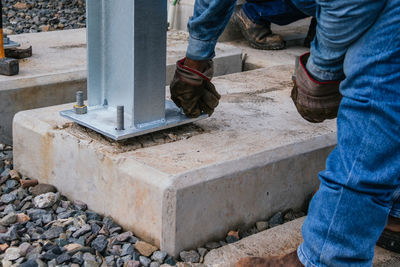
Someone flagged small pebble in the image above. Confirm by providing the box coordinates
[139,256,151,267]
[91,235,108,253]
[150,262,160,267]
[152,251,168,263]
[256,221,269,232]
[135,241,158,257]
[205,242,220,250]
[4,247,21,261]
[179,250,200,263]
[268,212,284,228]
[226,230,239,243]
[30,184,57,197]
[33,192,59,209]
[0,212,17,226]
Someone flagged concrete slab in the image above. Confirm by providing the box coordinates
[0,29,242,144]
[226,39,309,71]
[204,217,400,267]
[13,65,337,256]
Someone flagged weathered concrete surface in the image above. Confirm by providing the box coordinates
[227,39,309,71]
[0,29,242,144]
[13,65,337,256]
[204,217,400,267]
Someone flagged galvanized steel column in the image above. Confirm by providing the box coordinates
[86,0,167,126]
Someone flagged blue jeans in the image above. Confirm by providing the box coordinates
[186,0,312,60]
[242,0,310,26]
[188,0,400,266]
[297,0,400,266]
[186,0,237,60]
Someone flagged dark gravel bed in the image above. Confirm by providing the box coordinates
[0,144,177,267]
[2,0,86,34]
[0,142,305,267]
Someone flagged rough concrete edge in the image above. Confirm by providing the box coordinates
[12,109,174,247]
[204,217,305,267]
[7,28,86,41]
[159,132,336,256]
[161,183,178,256]
[203,216,400,267]
[1,70,86,91]
[12,109,55,140]
[12,108,175,189]
[1,74,87,145]
[216,44,243,57]
[172,132,337,190]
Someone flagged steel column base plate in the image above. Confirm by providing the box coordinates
[60,100,207,141]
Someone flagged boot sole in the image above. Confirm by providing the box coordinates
[377,229,400,253]
[233,11,286,50]
[248,40,286,50]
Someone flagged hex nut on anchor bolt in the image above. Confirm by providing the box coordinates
[74,91,87,114]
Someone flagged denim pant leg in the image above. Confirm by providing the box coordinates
[298,1,400,266]
[306,0,386,81]
[242,0,310,26]
[187,0,237,60]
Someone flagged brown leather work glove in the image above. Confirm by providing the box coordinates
[291,53,342,123]
[170,58,221,118]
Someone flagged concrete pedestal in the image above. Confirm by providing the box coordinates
[13,65,337,256]
[0,29,242,144]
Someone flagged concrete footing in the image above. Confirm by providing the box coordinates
[204,217,400,267]
[13,65,337,256]
[0,29,242,144]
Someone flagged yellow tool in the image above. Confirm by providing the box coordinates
[0,0,19,76]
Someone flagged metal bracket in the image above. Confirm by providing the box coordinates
[61,0,207,140]
[61,101,206,140]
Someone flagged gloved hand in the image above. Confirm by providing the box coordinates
[291,53,342,123]
[170,58,221,118]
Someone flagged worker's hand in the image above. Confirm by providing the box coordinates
[170,58,221,118]
[291,53,342,123]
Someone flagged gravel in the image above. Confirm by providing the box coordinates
[268,211,284,228]
[2,0,86,35]
[179,250,200,263]
[139,256,151,267]
[255,221,269,232]
[0,143,178,267]
[0,141,306,267]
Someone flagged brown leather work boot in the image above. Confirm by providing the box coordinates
[232,8,285,50]
[235,251,304,267]
[377,216,400,253]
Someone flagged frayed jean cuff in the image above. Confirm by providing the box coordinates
[298,245,318,267]
[306,57,344,82]
[186,36,216,61]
